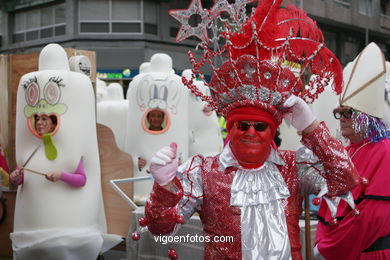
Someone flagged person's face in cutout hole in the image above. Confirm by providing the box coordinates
[147,110,165,131]
[34,114,57,136]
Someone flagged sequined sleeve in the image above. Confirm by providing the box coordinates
[177,155,205,220]
[299,122,359,197]
[144,155,204,235]
[296,145,327,195]
[145,177,184,235]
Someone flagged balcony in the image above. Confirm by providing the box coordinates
[380,14,390,30]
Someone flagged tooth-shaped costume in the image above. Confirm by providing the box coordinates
[125,53,189,203]
[310,87,340,139]
[96,79,108,103]
[106,82,125,101]
[97,100,128,152]
[97,82,128,151]
[182,69,223,157]
[11,44,106,259]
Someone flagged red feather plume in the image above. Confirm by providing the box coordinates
[228,0,343,96]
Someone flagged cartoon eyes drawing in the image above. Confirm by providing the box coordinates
[25,81,40,106]
[148,84,168,110]
[24,76,64,106]
[44,81,61,105]
[136,74,181,114]
[154,84,168,101]
[44,77,63,105]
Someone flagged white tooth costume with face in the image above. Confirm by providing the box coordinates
[11,44,106,259]
[182,69,223,157]
[126,53,188,203]
[69,55,92,78]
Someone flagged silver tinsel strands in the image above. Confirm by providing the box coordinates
[352,111,390,142]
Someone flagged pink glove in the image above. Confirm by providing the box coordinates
[10,167,24,186]
[283,94,316,131]
[150,143,178,186]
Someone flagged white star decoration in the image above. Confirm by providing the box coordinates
[232,0,257,21]
[211,0,257,20]
[233,0,257,13]
[169,0,211,43]
[209,0,232,20]
[169,0,257,43]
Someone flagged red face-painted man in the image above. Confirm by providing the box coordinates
[136,0,360,259]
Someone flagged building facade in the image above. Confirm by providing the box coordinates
[0,0,389,89]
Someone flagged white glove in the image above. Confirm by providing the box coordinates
[149,143,178,186]
[283,95,316,131]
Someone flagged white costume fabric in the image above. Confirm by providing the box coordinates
[341,42,386,118]
[382,61,390,126]
[97,100,129,151]
[106,82,125,101]
[310,87,340,138]
[96,82,128,150]
[182,69,223,157]
[12,44,108,259]
[125,53,189,202]
[280,86,340,151]
[96,79,108,103]
[69,55,92,79]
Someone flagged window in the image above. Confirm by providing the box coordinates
[79,0,144,34]
[333,0,351,8]
[358,0,373,16]
[344,36,362,63]
[323,30,337,55]
[381,0,390,15]
[12,3,66,43]
[0,9,2,38]
[144,0,158,35]
[169,1,194,40]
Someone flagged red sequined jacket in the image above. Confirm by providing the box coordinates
[145,123,359,259]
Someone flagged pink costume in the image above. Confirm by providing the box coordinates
[316,138,390,259]
[11,158,86,187]
[145,123,359,259]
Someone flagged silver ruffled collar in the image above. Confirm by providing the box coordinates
[219,144,290,206]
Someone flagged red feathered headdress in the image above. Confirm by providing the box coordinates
[170,0,342,123]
